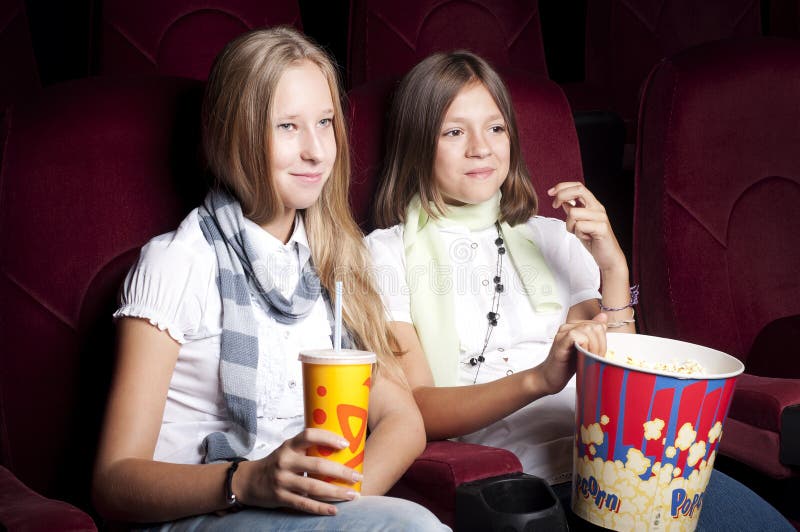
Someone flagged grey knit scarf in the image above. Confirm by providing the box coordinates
[197,189,349,462]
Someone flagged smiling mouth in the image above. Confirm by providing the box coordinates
[291,172,324,183]
[465,168,495,179]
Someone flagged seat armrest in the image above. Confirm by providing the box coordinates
[728,373,800,433]
[387,440,523,527]
[728,373,800,468]
[0,466,97,531]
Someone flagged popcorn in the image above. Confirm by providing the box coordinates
[644,418,665,440]
[625,448,651,475]
[581,422,605,445]
[604,350,706,376]
[708,421,722,444]
[687,441,707,467]
[676,422,697,451]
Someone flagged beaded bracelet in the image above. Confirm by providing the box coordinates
[607,308,636,329]
[600,284,639,312]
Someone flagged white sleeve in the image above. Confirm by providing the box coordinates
[364,226,413,324]
[528,217,601,307]
[113,233,215,344]
[566,231,602,307]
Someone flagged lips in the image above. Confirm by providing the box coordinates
[465,167,495,179]
[290,172,324,183]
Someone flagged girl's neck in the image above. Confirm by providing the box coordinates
[261,207,297,244]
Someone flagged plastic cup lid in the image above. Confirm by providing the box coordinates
[298,349,377,365]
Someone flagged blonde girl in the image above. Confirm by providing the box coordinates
[92,27,447,531]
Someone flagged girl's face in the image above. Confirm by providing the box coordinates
[270,60,336,211]
[433,82,510,206]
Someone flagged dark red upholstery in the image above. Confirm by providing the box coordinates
[0,0,40,110]
[567,0,761,137]
[0,466,96,532]
[348,72,583,230]
[0,76,206,527]
[347,0,547,88]
[388,441,523,526]
[633,37,800,479]
[95,1,302,80]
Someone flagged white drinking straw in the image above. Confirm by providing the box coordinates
[334,281,343,352]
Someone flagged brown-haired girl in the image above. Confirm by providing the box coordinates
[92,27,448,531]
[366,51,794,531]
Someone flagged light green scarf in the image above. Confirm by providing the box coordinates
[403,192,562,386]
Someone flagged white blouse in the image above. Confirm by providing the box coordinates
[365,216,601,483]
[114,209,333,464]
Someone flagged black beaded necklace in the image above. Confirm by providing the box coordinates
[470,222,505,383]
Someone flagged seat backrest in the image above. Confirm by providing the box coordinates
[0,77,206,512]
[347,0,547,88]
[95,0,302,80]
[585,0,761,122]
[348,72,583,230]
[633,37,800,365]
[0,0,40,110]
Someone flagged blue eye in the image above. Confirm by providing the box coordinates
[319,117,333,127]
[277,123,296,131]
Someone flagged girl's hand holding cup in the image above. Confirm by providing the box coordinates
[239,428,362,516]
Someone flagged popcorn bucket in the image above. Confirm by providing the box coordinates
[572,333,744,531]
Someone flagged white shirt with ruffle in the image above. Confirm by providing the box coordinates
[114,209,332,464]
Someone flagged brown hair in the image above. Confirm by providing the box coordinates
[374,51,538,228]
[203,27,402,377]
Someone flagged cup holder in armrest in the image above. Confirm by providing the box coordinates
[455,473,568,531]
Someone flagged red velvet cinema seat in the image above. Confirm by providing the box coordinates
[348,71,586,525]
[633,37,800,481]
[94,0,302,80]
[0,76,207,529]
[567,0,761,141]
[347,0,548,88]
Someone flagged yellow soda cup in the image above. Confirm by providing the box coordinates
[299,349,376,492]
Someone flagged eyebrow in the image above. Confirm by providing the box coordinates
[442,113,505,124]
[274,109,335,121]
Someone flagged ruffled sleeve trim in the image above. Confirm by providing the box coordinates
[113,304,188,344]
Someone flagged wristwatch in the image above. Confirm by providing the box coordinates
[225,457,248,511]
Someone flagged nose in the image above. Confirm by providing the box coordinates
[466,131,491,158]
[300,128,325,163]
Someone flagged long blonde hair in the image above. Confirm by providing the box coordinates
[375,51,538,228]
[203,26,401,376]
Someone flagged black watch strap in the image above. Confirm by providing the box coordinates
[225,457,248,511]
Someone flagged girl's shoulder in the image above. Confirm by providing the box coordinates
[519,216,570,245]
[138,208,216,270]
[364,224,405,269]
[364,224,404,246]
[364,224,403,254]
